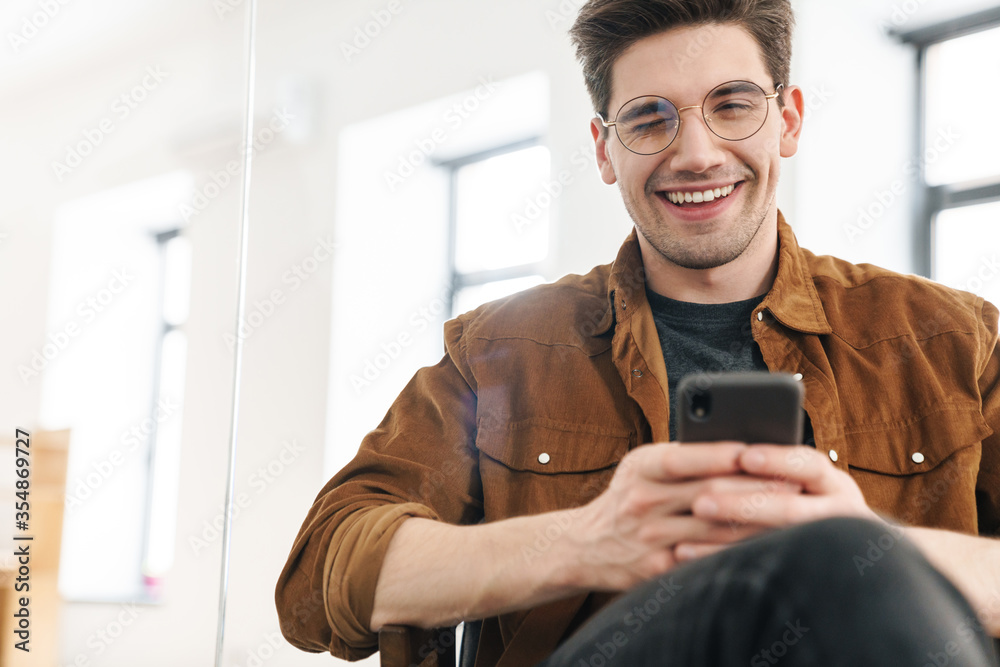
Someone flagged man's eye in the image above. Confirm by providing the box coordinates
[712,102,754,117]
[631,118,670,133]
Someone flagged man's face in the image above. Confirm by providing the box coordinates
[593,24,803,271]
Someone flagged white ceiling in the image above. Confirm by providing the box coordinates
[0,0,231,96]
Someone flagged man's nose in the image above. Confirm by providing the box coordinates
[667,106,727,174]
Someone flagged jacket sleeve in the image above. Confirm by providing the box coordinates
[976,298,1000,537]
[275,317,484,659]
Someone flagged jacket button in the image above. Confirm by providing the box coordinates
[756,311,764,322]
[632,369,643,378]
[828,450,839,462]
[792,373,803,382]
[911,452,925,464]
[538,453,551,465]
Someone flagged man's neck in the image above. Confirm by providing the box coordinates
[637,221,780,304]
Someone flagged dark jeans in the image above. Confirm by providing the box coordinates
[538,518,999,667]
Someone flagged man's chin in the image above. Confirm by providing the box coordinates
[639,224,747,271]
[658,247,743,271]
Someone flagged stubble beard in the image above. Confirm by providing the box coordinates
[619,177,775,271]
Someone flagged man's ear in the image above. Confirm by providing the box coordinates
[591,118,618,185]
[779,85,805,158]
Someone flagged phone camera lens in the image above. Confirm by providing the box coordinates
[689,389,712,421]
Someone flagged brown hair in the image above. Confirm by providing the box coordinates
[569,0,794,125]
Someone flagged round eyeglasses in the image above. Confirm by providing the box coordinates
[596,80,784,156]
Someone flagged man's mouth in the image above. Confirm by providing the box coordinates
[661,182,741,207]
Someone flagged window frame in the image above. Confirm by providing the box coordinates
[434,136,547,316]
[895,6,1000,278]
[138,226,188,599]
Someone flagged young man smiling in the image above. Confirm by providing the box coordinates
[593,25,792,303]
[277,1,1000,665]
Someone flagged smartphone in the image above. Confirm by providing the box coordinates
[676,372,804,444]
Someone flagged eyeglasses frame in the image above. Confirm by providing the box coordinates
[596,81,785,156]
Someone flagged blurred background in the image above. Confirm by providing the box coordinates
[1,0,999,664]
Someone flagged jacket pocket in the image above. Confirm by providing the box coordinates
[841,406,989,474]
[475,419,634,519]
[477,418,632,473]
[839,407,990,532]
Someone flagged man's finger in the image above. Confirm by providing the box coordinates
[692,489,877,528]
[673,542,730,562]
[627,513,766,548]
[738,445,839,495]
[628,441,748,482]
[613,475,800,520]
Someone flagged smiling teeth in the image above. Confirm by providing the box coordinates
[667,184,735,204]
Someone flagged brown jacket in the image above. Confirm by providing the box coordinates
[276,214,1000,666]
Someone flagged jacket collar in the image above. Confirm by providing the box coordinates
[594,229,645,336]
[764,211,832,334]
[595,211,832,337]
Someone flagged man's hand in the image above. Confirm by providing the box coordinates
[370,442,879,631]
[568,441,803,591]
[674,444,880,561]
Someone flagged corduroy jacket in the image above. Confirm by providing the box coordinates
[276,213,1000,666]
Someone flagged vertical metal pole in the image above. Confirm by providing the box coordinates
[215,0,258,663]
[914,46,932,278]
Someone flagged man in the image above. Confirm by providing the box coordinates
[276,1,1000,665]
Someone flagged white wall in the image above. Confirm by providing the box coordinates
[2,1,997,666]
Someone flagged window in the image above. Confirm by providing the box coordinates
[898,8,1000,305]
[440,139,551,316]
[141,229,191,596]
[42,173,192,601]
[327,72,549,479]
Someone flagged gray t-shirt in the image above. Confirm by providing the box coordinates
[645,288,768,441]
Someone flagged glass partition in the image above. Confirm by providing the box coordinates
[0,0,250,664]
